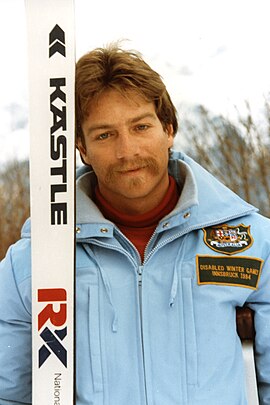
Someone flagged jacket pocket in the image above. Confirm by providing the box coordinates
[88,285,103,393]
[181,277,198,386]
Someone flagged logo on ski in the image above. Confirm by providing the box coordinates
[49,24,66,57]
[50,77,68,225]
[38,288,68,368]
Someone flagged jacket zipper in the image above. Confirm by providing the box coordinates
[137,265,148,405]
[81,236,149,404]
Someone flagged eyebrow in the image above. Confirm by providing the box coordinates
[85,113,157,135]
[129,113,157,124]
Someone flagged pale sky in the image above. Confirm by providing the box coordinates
[0,0,270,162]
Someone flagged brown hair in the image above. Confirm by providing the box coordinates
[75,43,178,145]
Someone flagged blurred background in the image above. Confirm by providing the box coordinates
[0,0,269,258]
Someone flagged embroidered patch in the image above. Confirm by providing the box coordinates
[203,224,253,255]
[196,255,263,289]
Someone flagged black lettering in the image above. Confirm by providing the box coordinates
[49,78,68,226]
[51,184,67,202]
[50,104,67,134]
[51,134,67,160]
[51,203,67,225]
[50,78,67,135]
[50,78,66,103]
[51,159,67,183]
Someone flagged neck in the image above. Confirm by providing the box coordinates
[98,176,170,215]
[95,175,180,223]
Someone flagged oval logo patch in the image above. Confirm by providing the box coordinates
[203,224,253,255]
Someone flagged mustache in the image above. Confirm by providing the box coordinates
[109,157,159,173]
[104,157,160,182]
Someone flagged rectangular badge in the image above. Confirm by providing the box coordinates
[196,255,264,290]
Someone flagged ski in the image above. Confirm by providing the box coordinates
[25,1,76,404]
[242,341,259,405]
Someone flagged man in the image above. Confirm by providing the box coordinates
[1,43,270,405]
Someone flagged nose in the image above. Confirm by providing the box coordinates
[115,130,140,160]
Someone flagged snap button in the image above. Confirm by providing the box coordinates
[76,226,81,234]
[100,227,109,233]
[162,222,170,228]
[183,212,191,219]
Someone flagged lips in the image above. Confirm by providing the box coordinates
[118,166,146,174]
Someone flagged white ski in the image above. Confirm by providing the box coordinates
[25,1,76,404]
[242,341,259,405]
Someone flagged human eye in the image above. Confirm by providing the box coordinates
[97,132,110,140]
[135,124,149,132]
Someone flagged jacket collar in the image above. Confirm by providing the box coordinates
[21,151,257,239]
[75,151,256,239]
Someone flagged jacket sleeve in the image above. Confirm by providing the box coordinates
[248,252,270,405]
[0,242,32,405]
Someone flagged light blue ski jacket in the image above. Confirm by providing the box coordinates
[1,151,270,405]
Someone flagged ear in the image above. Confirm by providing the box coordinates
[77,138,88,164]
[166,124,174,148]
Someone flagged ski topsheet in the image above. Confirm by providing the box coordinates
[25,1,76,404]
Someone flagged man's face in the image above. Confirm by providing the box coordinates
[78,89,174,214]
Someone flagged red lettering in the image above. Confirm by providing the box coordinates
[38,288,67,330]
[38,288,66,302]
